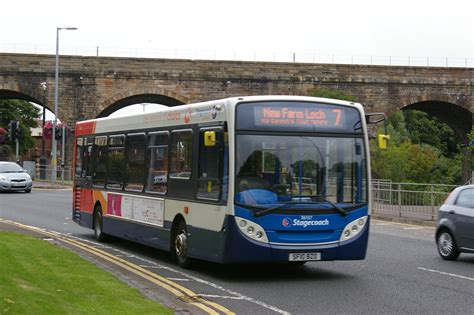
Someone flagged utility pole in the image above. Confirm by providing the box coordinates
[40,82,47,179]
[15,121,20,163]
[61,125,65,184]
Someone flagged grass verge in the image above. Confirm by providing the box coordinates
[0,231,172,314]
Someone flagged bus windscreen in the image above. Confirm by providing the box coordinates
[236,101,362,133]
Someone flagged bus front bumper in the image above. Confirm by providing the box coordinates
[222,216,370,263]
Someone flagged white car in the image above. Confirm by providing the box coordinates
[0,161,33,193]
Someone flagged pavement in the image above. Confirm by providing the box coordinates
[33,180,72,189]
[371,214,437,227]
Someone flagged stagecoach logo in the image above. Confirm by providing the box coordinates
[282,218,291,227]
[282,216,330,228]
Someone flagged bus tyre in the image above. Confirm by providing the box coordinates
[437,229,460,261]
[174,221,192,268]
[94,206,107,242]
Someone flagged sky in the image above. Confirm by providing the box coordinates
[1,0,473,59]
[4,0,474,116]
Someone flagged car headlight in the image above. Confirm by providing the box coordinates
[235,217,269,243]
[340,216,368,242]
[25,174,32,181]
[0,175,8,182]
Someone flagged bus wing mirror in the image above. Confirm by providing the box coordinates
[378,134,390,150]
[204,131,216,147]
[365,113,386,125]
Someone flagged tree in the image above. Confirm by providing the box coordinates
[370,141,441,183]
[308,88,357,102]
[373,110,464,184]
[0,99,40,159]
[403,110,458,157]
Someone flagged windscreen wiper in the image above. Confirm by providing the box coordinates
[253,200,348,218]
[288,195,348,217]
[317,199,348,217]
[253,202,292,218]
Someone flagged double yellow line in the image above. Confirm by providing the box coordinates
[0,218,234,315]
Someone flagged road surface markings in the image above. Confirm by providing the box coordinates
[418,267,474,282]
[0,218,234,315]
[129,256,291,315]
[200,295,246,300]
[372,219,435,230]
[403,227,421,230]
[167,277,191,282]
[49,224,291,314]
[139,264,166,269]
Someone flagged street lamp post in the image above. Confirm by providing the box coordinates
[51,26,77,186]
[39,81,47,180]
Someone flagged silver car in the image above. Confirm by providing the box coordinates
[0,161,33,193]
[436,184,474,260]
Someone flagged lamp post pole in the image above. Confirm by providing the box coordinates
[51,26,77,186]
[40,82,47,180]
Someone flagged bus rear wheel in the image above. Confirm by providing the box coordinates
[173,221,192,268]
[94,205,107,242]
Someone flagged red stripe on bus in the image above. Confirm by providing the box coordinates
[75,121,96,136]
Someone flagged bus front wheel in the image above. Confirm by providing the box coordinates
[173,221,192,268]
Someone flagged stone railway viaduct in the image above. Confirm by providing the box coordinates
[0,53,472,180]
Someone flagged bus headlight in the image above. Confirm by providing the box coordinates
[235,217,269,243]
[340,216,367,242]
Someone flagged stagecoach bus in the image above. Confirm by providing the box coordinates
[73,96,373,267]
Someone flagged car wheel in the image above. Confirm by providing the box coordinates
[437,229,460,261]
[94,206,107,242]
[25,188,31,193]
[173,221,192,268]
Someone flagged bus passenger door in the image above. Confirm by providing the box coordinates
[73,137,94,222]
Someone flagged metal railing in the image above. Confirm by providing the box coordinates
[1,42,473,68]
[372,180,457,221]
[35,164,73,183]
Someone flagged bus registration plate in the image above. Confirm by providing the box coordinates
[289,252,321,261]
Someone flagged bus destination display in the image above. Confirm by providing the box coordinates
[236,102,362,132]
[256,106,343,127]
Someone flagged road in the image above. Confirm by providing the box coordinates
[1,189,473,314]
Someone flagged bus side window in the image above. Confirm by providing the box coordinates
[125,133,146,191]
[92,136,108,187]
[107,135,125,189]
[170,130,193,179]
[146,132,169,194]
[197,128,222,200]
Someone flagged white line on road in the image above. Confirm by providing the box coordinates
[199,294,245,300]
[418,267,474,281]
[403,227,421,230]
[138,265,166,269]
[167,277,191,281]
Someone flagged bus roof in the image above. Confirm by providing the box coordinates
[75,95,363,136]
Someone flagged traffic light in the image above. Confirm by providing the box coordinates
[55,126,62,140]
[8,120,18,142]
[15,128,22,140]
